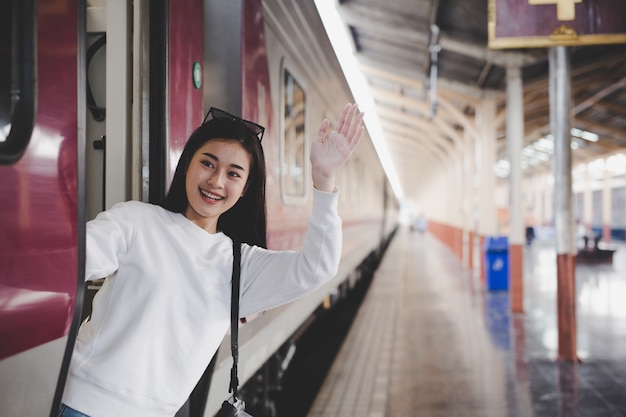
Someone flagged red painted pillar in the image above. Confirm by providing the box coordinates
[509,244,524,313]
[479,235,486,285]
[557,254,577,361]
[468,231,474,269]
[506,65,525,313]
[550,47,578,362]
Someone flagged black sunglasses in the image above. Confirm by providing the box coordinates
[203,107,265,142]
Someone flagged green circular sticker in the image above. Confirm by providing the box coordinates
[192,62,202,89]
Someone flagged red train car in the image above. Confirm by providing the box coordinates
[0,1,398,416]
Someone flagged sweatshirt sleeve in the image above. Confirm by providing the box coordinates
[238,188,342,317]
[84,202,134,281]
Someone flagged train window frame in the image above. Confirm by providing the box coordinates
[0,0,37,165]
[279,60,308,205]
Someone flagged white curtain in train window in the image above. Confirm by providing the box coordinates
[282,69,306,198]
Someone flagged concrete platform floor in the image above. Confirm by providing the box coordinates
[308,228,626,417]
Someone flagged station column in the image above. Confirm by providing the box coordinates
[477,95,498,285]
[463,129,475,270]
[583,165,592,235]
[550,46,578,362]
[603,168,613,242]
[506,65,524,313]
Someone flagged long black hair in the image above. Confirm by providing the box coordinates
[160,118,267,248]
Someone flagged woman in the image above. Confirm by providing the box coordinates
[59,103,364,417]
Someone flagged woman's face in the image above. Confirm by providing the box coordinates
[184,139,251,233]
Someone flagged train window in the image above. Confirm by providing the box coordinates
[0,3,13,142]
[0,0,36,164]
[280,68,307,202]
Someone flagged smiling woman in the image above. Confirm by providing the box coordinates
[161,113,269,248]
[0,1,401,415]
[184,140,252,233]
[58,103,364,417]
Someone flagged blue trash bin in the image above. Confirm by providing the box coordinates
[484,237,509,291]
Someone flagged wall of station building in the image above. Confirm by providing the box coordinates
[411,148,626,267]
[498,153,626,243]
[402,82,626,265]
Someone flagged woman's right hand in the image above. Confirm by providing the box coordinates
[310,103,364,192]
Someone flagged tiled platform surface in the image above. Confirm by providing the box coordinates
[307,227,626,417]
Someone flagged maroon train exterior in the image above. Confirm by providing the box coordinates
[1,0,79,361]
[1,2,83,416]
[0,1,398,416]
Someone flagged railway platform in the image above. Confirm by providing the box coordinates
[307,227,626,417]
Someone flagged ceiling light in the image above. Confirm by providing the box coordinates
[571,127,599,142]
[314,0,404,200]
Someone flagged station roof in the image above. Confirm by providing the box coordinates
[332,0,626,203]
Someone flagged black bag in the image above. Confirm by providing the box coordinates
[215,239,253,417]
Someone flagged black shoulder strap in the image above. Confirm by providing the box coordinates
[175,240,241,417]
[229,239,242,399]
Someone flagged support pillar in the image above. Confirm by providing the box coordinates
[506,66,524,313]
[583,166,592,236]
[549,46,577,362]
[603,169,612,242]
[464,130,475,269]
[477,96,498,285]
[453,150,463,260]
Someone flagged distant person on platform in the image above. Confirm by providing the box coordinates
[525,225,535,245]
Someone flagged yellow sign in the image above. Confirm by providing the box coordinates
[489,0,626,49]
[528,0,582,21]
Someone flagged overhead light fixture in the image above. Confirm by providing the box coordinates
[571,127,599,142]
[314,0,404,200]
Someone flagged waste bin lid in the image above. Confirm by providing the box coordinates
[484,236,508,252]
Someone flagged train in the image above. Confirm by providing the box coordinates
[0,1,399,416]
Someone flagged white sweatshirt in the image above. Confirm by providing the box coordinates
[62,189,341,417]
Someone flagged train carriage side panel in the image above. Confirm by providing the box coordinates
[204,1,397,414]
[0,0,82,415]
[242,0,278,245]
[167,0,204,184]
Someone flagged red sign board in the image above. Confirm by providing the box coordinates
[489,0,626,48]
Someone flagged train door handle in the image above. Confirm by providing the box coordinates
[92,135,106,211]
[93,135,106,150]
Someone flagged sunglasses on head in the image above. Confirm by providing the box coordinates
[203,107,265,142]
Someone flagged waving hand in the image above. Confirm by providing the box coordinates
[310,103,364,192]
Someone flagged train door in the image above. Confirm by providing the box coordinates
[80,2,207,416]
[85,3,106,220]
[80,0,138,325]
[0,1,84,416]
[85,0,137,216]
[0,0,202,414]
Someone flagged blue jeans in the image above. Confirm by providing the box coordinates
[59,404,90,417]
